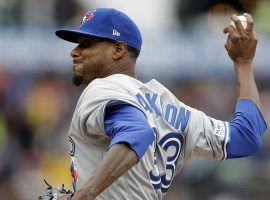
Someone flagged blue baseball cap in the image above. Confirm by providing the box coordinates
[55,8,142,52]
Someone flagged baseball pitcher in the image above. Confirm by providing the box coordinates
[39,8,267,200]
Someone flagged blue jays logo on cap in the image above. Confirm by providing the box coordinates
[55,8,143,52]
[81,10,96,24]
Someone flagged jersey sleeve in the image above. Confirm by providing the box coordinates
[183,105,230,161]
[104,104,155,160]
[226,99,267,158]
[183,99,267,161]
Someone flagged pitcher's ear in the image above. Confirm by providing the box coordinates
[112,41,127,60]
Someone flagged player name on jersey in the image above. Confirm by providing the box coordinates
[136,92,190,133]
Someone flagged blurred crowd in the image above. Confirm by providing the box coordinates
[0,71,78,199]
[0,0,270,200]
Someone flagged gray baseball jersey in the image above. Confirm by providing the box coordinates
[68,74,229,200]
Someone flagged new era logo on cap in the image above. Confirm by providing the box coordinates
[112,29,120,36]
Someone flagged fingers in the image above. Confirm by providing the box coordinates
[223,14,245,34]
[244,13,254,33]
[223,25,239,43]
[223,25,234,34]
[253,31,258,44]
[224,13,255,35]
[224,34,232,52]
[230,14,245,32]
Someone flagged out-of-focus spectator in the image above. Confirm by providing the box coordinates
[0,70,35,200]
[256,0,270,34]
[176,0,245,28]
[25,73,67,134]
[0,0,22,25]
[0,0,86,27]
[54,0,85,27]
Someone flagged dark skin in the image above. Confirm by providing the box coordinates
[70,36,138,200]
[71,37,137,86]
[71,13,262,200]
[223,13,261,110]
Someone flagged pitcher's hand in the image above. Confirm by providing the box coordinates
[223,13,258,65]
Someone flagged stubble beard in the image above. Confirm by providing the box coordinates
[72,74,84,86]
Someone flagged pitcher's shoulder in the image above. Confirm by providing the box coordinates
[77,75,142,109]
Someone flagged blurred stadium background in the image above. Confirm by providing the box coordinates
[0,0,269,199]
